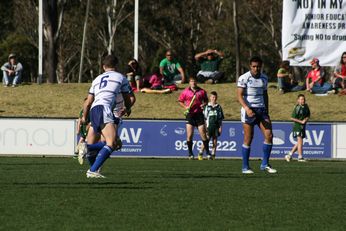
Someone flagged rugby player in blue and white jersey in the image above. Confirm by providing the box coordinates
[237,56,277,174]
[82,54,135,178]
[79,90,132,170]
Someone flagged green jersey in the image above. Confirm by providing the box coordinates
[199,57,222,72]
[291,104,310,133]
[203,103,224,127]
[159,58,181,79]
[203,103,224,137]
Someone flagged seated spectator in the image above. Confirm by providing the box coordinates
[305,58,333,94]
[1,53,23,87]
[140,67,172,94]
[126,59,142,92]
[277,60,305,94]
[159,50,186,88]
[332,51,346,91]
[149,67,164,90]
[195,49,226,84]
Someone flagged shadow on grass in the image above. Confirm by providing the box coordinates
[160,173,271,179]
[3,181,155,190]
[0,162,68,166]
[325,172,346,175]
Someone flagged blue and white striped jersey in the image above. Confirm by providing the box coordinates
[89,71,131,110]
[237,71,268,108]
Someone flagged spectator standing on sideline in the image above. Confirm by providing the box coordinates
[285,94,310,162]
[126,59,142,92]
[82,54,135,178]
[332,52,346,91]
[237,56,277,174]
[195,49,226,84]
[198,91,224,160]
[160,50,186,89]
[178,76,210,160]
[305,58,332,94]
[1,53,23,87]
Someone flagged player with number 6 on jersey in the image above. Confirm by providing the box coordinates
[82,54,135,178]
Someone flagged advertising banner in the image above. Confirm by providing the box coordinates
[269,122,332,158]
[0,118,75,155]
[335,123,346,158]
[282,0,346,66]
[116,120,332,159]
[0,118,331,158]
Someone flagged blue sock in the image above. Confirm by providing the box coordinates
[86,151,98,166]
[90,145,113,172]
[242,144,250,170]
[261,143,273,168]
[87,141,106,152]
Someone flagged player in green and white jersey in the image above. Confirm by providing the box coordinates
[199,91,224,160]
[285,94,310,162]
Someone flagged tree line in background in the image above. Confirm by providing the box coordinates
[0,0,282,84]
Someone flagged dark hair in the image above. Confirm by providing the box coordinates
[340,51,346,64]
[280,60,290,68]
[297,94,305,99]
[128,59,138,66]
[249,56,263,65]
[102,55,118,68]
[210,91,218,97]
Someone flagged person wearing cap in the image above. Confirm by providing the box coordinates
[305,58,332,94]
[195,49,225,84]
[1,53,23,87]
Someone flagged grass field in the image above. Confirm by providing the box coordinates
[1,157,346,231]
[0,83,345,121]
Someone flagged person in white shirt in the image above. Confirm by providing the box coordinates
[237,56,277,174]
[82,55,135,178]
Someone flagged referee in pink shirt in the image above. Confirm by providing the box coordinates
[178,76,210,159]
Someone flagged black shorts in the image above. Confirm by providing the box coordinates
[186,113,205,127]
[293,130,306,139]
[207,124,220,138]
